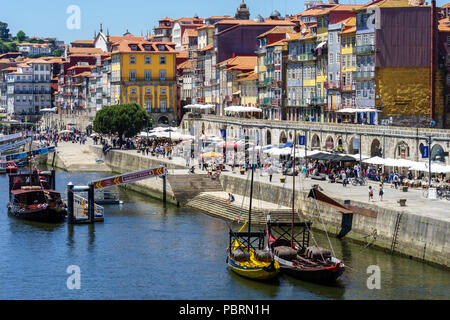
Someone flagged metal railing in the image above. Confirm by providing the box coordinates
[354,45,375,55]
[71,194,104,220]
[352,71,375,79]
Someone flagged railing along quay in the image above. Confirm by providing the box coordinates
[194,115,450,142]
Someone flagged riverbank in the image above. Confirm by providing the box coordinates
[49,139,450,269]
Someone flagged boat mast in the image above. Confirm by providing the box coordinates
[292,130,296,248]
[248,153,254,251]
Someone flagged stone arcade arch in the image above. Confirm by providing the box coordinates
[325,136,334,151]
[370,139,382,157]
[279,131,287,144]
[348,137,359,155]
[266,130,272,145]
[158,116,169,125]
[311,134,320,149]
[431,144,445,163]
[396,141,410,159]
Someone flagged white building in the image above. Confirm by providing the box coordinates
[6,59,52,115]
[18,43,52,56]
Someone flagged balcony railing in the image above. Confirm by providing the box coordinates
[264,58,274,65]
[341,84,356,92]
[272,98,281,106]
[354,45,375,55]
[352,71,375,79]
[309,96,327,105]
[325,80,340,90]
[298,53,316,62]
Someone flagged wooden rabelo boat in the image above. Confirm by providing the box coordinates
[0,161,18,174]
[227,164,280,280]
[7,169,66,223]
[266,131,345,284]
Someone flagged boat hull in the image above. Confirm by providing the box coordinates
[8,204,66,223]
[227,257,279,280]
[280,264,344,283]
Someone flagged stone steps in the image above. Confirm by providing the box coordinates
[167,174,224,204]
[186,193,301,225]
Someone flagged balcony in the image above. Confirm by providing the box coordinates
[264,58,274,66]
[341,84,356,92]
[272,98,281,106]
[326,80,340,90]
[354,45,375,55]
[309,96,327,105]
[263,97,272,105]
[352,71,375,80]
[13,90,34,94]
[263,78,272,85]
[298,53,316,62]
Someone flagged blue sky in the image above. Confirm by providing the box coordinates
[0,0,448,43]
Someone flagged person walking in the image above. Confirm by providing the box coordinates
[379,183,384,201]
[368,186,374,202]
[268,165,273,183]
[342,170,347,187]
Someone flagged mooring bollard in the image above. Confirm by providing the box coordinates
[67,182,74,224]
[88,183,95,223]
[163,174,167,205]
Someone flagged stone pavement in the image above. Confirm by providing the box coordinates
[57,138,450,223]
[52,140,111,172]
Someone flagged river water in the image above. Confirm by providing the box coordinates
[0,170,448,300]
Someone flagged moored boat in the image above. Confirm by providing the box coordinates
[7,170,66,223]
[226,160,279,281]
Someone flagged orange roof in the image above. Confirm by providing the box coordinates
[218,56,257,71]
[160,17,175,21]
[340,17,357,34]
[237,71,258,82]
[177,59,193,70]
[362,0,415,8]
[184,29,198,37]
[69,47,105,55]
[318,4,363,15]
[267,39,288,48]
[2,66,17,72]
[443,3,450,8]
[197,25,215,31]
[108,34,145,44]
[71,40,94,44]
[438,17,450,32]
[111,40,176,54]
[296,7,334,17]
[207,15,232,20]
[257,26,295,38]
[177,50,189,58]
[199,43,214,52]
[67,65,95,71]
[216,19,295,26]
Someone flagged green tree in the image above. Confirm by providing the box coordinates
[52,48,63,57]
[16,30,26,42]
[93,104,150,141]
[0,22,11,41]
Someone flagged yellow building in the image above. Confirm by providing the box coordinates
[315,14,329,123]
[238,71,258,107]
[339,17,357,122]
[110,39,178,125]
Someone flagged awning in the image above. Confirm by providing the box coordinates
[336,108,381,113]
[316,41,327,49]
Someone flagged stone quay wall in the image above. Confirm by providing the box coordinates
[90,145,449,269]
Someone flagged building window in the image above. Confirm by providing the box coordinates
[160,56,166,65]
[130,88,137,95]
[145,56,151,64]
[145,70,151,81]
[160,99,167,112]
[145,88,152,95]
[129,70,136,81]
[145,98,152,111]
[160,70,166,81]
[160,87,167,95]
[130,45,138,51]
[129,56,136,64]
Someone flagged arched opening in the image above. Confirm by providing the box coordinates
[311,134,320,149]
[266,130,272,145]
[207,124,212,134]
[431,144,445,163]
[337,137,344,153]
[325,136,334,151]
[201,122,206,133]
[279,131,287,144]
[158,116,169,125]
[370,139,382,157]
[396,141,410,159]
[348,137,359,155]
[288,131,293,141]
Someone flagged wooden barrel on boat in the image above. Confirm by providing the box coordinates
[230,249,250,262]
[274,246,297,261]
[254,250,272,262]
[305,246,331,261]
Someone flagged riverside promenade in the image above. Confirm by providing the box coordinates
[48,138,450,268]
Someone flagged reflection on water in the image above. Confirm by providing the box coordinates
[0,169,448,300]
